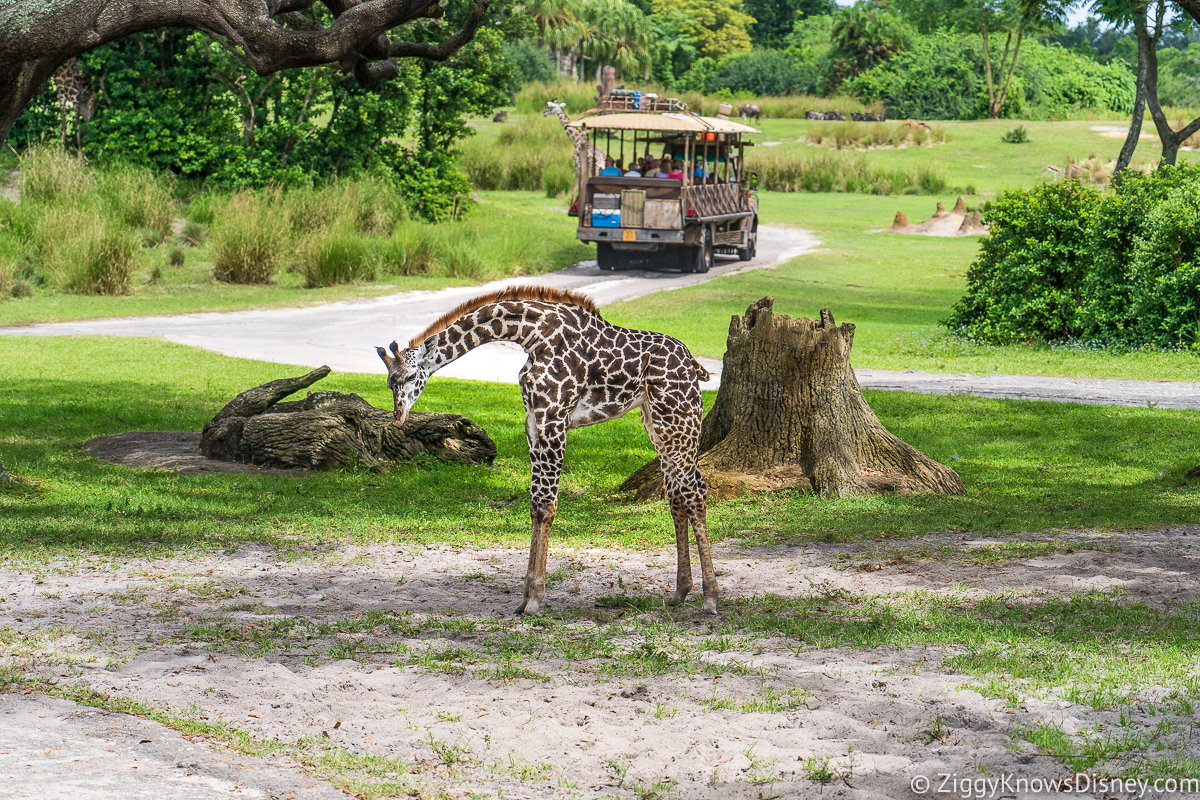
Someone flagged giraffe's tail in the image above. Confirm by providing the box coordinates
[693,358,710,382]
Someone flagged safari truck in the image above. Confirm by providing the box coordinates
[567,96,759,272]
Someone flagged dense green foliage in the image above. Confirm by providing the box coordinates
[845,32,1133,120]
[947,166,1200,349]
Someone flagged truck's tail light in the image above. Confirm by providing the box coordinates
[569,203,579,216]
[686,208,697,217]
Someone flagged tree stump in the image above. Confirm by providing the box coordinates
[200,366,496,470]
[621,298,964,500]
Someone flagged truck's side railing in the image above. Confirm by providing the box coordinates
[682,183,747,219]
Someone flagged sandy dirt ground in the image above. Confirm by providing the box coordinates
[3,527,1197,799]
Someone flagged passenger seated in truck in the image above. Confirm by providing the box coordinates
[666,160,684,180]
[599,157,623,176]
[648,159,667,177]
[623,161,642,177]
[693,158,710,179]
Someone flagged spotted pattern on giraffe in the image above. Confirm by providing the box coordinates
[376,286,718,616]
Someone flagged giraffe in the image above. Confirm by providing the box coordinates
[376,285,719,615]
[544,101,606,176]
[52,58,96,149]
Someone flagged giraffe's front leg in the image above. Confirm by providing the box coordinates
[666,491,693,607]
[516,415,566,616]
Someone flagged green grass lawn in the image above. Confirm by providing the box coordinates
[605,192,1200,382]
[0,191,588,327]
[3,336,1198,561]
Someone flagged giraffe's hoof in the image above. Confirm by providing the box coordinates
[667,591,690,607]
[701,598,718,615]
[516,599,541,616]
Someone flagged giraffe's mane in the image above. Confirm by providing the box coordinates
[408,286,602,349]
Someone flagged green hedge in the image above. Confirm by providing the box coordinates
[946,166,1200,349]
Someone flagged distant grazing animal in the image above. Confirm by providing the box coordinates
[850,112,867,121]
[872,112,887,122]
[822,111,846,121]
[376,286,718,616]
[805,110,825,120]
[738,103,761,123]
[493,110,508,123]
[903,118,932,133]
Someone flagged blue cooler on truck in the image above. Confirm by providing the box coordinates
[591,209,621,227]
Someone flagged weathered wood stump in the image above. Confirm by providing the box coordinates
[200,366,496,470]
[622,298,964,499]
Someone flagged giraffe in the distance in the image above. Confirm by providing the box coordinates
[52,58,96,148]
[376,286,718,615]
[544,101,606,176]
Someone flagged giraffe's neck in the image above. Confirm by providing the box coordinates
[418,303,557,374]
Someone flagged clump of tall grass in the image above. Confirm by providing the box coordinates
[747,149,949,195]
[298,223,376,288]
[178,220,208,246]
[19,145,94,204]
[282,178,405,237]
[381,216,572,279]
[210,192,288,284]
[97,164,176,238]
[35,207,137,295]
[457,115,574,193]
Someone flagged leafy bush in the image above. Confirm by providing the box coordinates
[1077,165,1200,341]
[1002,125,1030,144]
[502,40,558,96]
[1125,182,1200,348]
[210,193,288,284]
[708,49,808,96]
[945,181,1099,343]
[299,223,376,288]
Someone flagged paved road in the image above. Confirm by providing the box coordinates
[4,223,1200,409]
[0,226,818,391]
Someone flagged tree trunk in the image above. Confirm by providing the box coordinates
[1116,20,1149,178]
[200,367,496,470]
[621,298,964,500]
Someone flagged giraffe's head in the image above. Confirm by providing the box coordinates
[375,341,428,427]
[543,100,564,117]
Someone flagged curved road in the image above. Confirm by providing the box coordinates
[4,225,1200,408]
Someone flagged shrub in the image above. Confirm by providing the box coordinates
[542,162,575,198]
[1126,182,1200,348]
[1002,125,1030,144]
[502,40,557,96]
[945,181,1099,343]
[210,193,288,284]
[186,194,220,225]
[299,224,375,288]
[0,257,12,299]
[19,145,94,204]
[168,245,186,267]
[708,49,808,96]
[1078,164,1200,342]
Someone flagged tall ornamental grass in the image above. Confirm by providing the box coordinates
[210,192,288,284]
[747,150,948,194]
[35,207,137,295]
[299,222,376,288]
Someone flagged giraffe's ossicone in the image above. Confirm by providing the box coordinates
[377,286,719,615]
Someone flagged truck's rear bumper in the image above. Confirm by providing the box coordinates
[576,227,688,245]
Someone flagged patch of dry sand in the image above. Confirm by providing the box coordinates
[3,528,1198,798]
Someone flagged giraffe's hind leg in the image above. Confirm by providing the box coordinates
[643,397,712,612]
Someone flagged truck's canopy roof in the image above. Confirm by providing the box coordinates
[566,112,758,134]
